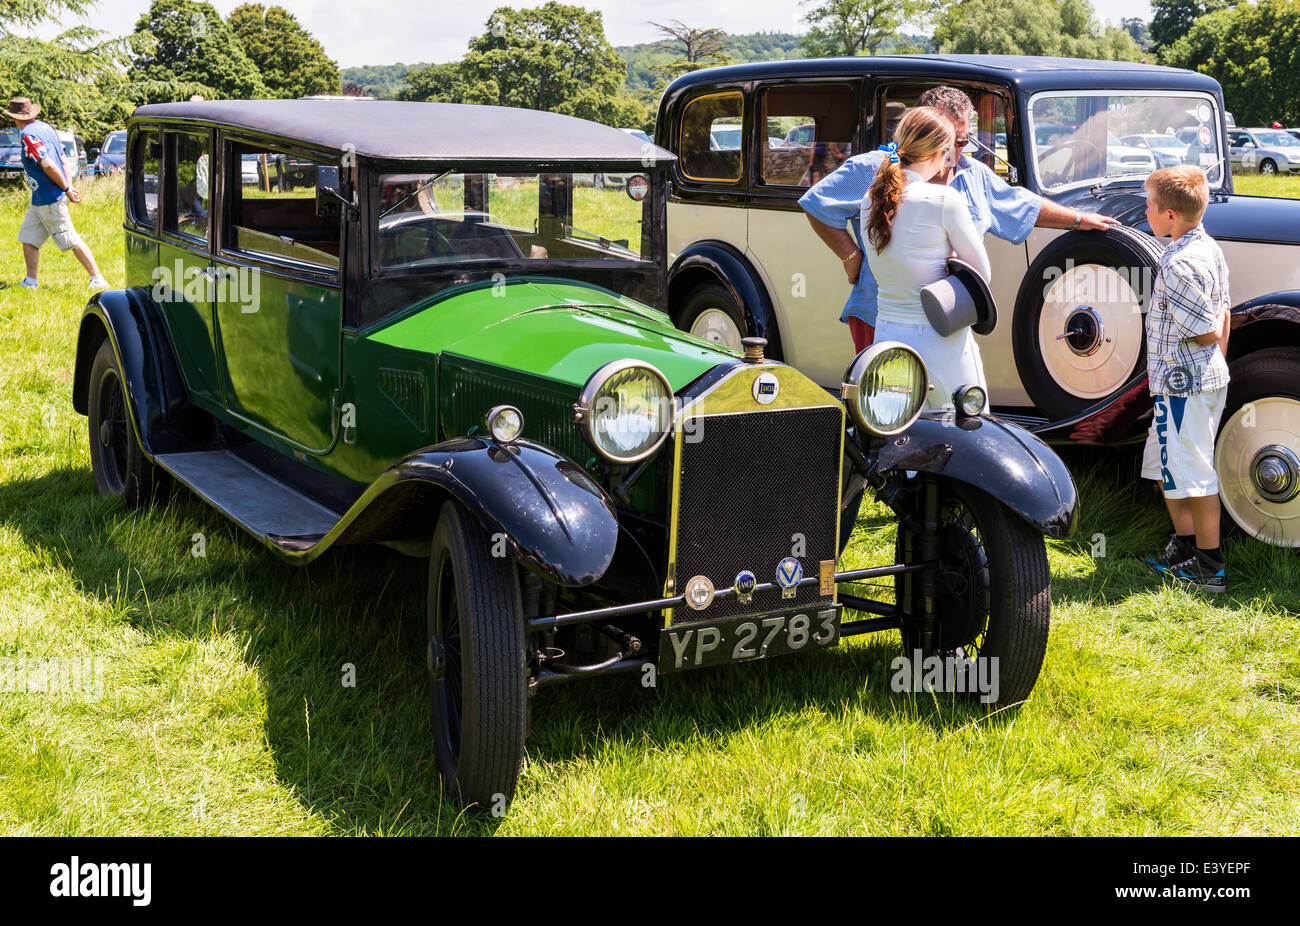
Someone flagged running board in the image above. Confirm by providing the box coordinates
[155,450,341,545]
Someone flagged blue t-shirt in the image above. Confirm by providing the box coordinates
[798,152,1043,325]
[20,120,68,206]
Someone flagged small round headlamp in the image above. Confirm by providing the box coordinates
[573,360,673,464]
[954,384,987,418]
[841,341,929,436]
[486,405,524,442]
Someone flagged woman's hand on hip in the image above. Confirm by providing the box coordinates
[844,250,863,284]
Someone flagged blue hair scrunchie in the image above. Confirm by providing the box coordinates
[877,141,899,164]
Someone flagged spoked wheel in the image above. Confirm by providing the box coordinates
[1259,159,1278,176]
[896,480,1051,706]
[1215,347,1300,547]
[427,501,528,809]
[86,339,167,508]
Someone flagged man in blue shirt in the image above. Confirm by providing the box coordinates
[5,97,107,289]
[800,86,1118,350]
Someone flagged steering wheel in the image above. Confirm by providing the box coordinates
[1049,138,1104,183]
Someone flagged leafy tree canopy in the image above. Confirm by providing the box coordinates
[933,0,1141,59]
[129,0,267,101]
[228,3,339,98]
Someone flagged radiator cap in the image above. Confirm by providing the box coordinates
[741,337,767,363]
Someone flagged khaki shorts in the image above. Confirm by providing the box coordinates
[18,199,84,252]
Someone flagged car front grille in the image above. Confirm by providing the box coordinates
[670,405,842,624]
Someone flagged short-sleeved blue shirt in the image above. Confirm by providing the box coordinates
[798,152,1043,325]
[19,120,68,206]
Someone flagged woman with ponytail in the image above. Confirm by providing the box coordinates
[861,106,992,409]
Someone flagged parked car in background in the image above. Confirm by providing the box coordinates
[0,126,21,178]
[1120,132,1188,168]
[1287,128,1300,143]
[621,127,651,144]
[56,130,89,180]
[658,54,1300,548]
[1228,128,1300,175]
[74,98,1078,809]
[92,130,127,174]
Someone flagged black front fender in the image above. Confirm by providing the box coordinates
[326,437,619,586]
[874,412,1080,539]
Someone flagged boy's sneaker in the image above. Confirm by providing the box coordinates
[88,275,108,290]
[1145,533,1193,576]
[19,277,38,288]
[1170,550,1227,594]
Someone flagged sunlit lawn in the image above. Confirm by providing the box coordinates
[0,177,1297,835]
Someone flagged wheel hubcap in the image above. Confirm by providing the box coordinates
[99,419,114,447]
[1038,265,1143,399]
[689,308,743,352]
[1250,445,1300,503]
[1215,397,1300,546]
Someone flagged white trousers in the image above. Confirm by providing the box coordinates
[873,319,987,409]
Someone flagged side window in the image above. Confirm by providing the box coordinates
[880,84,1014,183]
[758,84,857,187]
[679,91,743,182]
[226,143,340,271]
[163,130,210,242]
[129,129,160,227]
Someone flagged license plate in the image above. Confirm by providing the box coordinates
[657,606,841,673]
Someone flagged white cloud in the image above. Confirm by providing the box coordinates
[46,0,1154,70]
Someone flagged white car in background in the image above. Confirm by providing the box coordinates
[1120,133,1189,168]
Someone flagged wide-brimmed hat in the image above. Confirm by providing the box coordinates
[4,97,40,120]
[920,258,997,337]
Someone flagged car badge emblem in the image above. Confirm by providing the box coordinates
[775,557,802,599]
[733,570,757,604]
[752,371,780,405]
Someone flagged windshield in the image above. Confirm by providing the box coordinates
[1030,93,1225,190]
[1252,130,1300,147]
[377,169,652,271]
[0,128,17,147]
[103,133,126,155]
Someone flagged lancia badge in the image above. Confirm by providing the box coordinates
[752,371,780,405]
[775,557,802,599]
[734,570,757,604]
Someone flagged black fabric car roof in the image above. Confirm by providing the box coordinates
[131,100,674,163]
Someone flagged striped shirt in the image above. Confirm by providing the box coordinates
[1146,225,1230,396]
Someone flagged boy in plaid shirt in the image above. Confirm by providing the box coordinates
[1141,165,1232,593]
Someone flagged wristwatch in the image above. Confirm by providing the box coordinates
[1071,211,1083,229]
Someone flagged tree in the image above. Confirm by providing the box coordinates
[1161,0,1300,125]
[1149,0,1236,53]
[454,3,648,126]
[648,20,732,79]
[130,0,266,101]
[799,0,934,57]
[1121,16,1151,48]
[398,61,493,104]
[227,4,338,98]
[933,0,1141,59]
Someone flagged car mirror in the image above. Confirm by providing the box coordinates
[1243,141,1256,149]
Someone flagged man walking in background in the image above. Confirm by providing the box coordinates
[5,97,107,289]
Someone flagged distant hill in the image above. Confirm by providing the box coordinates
[345,30,936,101]
[340,63,430,100]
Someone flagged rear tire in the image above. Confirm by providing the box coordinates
[427,501,528,809]
[1215,347,1300,547]
[1260,159,1277,176]
[896,481,1051,706]
[86,339,168,508]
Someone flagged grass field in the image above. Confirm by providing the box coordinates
[0,176,1297,836]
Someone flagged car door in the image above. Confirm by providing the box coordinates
[157,126,223,408]
[213,135,344,454]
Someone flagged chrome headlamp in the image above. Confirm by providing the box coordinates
[840,341,929,436]
[485,405,524,442]
[953,384,987,418]
[573,360,673,464]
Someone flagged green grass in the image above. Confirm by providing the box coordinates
[1232,173,1300,198]
[1,179,1298,836]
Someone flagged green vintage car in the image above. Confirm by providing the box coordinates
[73,100,1079,809]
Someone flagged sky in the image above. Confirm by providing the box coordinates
[47,0,1154,70]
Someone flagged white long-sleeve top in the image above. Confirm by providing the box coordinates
[861,168,992,327]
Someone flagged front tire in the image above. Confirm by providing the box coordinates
[86,339,167,508]
[427,501,528,809]
[896,481,1051,706]
[1260,159,1278,176]
[675,282,747,353]
[1215,347,1300,547]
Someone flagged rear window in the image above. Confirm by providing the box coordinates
[679,91,744,182]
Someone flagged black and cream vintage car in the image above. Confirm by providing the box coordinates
[657,55,1300,549]
[72,99,1077,809]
